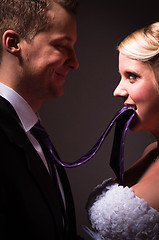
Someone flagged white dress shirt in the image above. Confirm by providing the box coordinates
[0,82,50,172]
[0,83,66,210]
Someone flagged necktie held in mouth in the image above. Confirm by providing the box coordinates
[109,108,135,182]
[31,106,135,183]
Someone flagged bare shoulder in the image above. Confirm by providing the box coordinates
[132,158,159,212]
[141,141,158,157]
[123,141,159,187]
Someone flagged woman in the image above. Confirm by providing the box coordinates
[84,22,159,239]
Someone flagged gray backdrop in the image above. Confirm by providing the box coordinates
[40,0,159,237]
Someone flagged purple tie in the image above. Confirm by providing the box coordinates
[31,120,57,175]
[109,107,135,182]
[31,106,135,184]
[30,121,68,230]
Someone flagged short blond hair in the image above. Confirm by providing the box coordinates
[118,22,159,91]
[0,0,78,62]
[118,22,159,62]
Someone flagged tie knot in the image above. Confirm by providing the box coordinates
[32,120,44,131]
[31,120,46,137]
[31,120,53,152]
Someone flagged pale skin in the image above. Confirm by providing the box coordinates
[0,3,79,112]
[114,52,159,211]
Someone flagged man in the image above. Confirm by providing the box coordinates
[0,0,81,239]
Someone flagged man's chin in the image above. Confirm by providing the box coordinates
[54,84,65,96]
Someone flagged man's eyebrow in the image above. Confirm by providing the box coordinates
[53,35,76,43]
[63,36,73,42]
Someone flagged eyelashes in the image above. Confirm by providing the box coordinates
[126,72,139,80]
[118,70,141,84]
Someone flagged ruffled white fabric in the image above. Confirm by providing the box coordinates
[84,178,159,240]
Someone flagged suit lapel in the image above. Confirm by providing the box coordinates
[55,162,77,237]
[49,140,77,237]
[0,97,64,240]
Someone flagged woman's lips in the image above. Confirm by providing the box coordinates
[124,104,137,110]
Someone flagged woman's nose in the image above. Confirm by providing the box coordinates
[113,81,128,97]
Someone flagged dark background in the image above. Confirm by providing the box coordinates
[40,0,159,237]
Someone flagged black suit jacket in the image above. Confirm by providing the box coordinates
[0,96,79,240]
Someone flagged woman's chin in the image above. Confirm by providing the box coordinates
[129,116,141,132]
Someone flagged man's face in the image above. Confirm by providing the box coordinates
[20,3,79,104]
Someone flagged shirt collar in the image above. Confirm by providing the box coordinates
[0,83,38,132]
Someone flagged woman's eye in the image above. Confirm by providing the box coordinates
[127,72,139,82]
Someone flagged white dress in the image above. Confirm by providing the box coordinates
[83,178,159,240]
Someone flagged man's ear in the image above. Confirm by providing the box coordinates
[2,30,21,54]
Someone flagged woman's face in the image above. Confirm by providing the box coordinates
[114,52,159,138]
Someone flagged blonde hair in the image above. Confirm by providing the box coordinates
[118,22,159,90]
[118,22,159,61]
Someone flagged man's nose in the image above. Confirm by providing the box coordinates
[67,49,79,70]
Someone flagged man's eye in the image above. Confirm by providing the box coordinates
[59,45,66,49]
[56,45,66,49]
